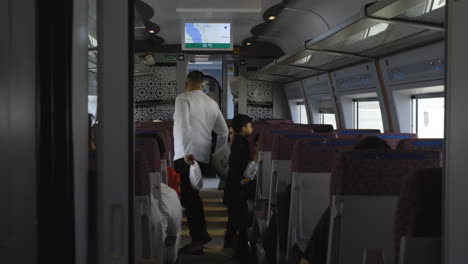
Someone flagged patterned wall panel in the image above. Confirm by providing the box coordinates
[246,80,273,120]
[135,105,175,122]
[247,80,273,104]
[247,106,273,121]
[134,64,177,121]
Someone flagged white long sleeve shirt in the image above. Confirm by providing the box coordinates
[173,90,229,164]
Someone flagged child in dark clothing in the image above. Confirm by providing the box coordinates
[220,114,254,259]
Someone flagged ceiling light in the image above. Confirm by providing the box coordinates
[246,42,252,46]
[268,15,276,21]
[148,30,155,34]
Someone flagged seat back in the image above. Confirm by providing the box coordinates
[265,119,294,125]
[365,133,417,150]
[327,150,442,264]
[332,129,381,139]
[135,138,162,199]
[286,139,359,262]
[135,138,161,172]
[136,128,170,161]
[397,139,444,152]
[257,128,313,200]
[135,151,151,196]
[267,134,330,225]
[290,124,335,133]
[395,168,442,260]
[136,129,170,182]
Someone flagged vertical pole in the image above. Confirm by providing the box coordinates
[374,61,394,133]
[300,80,313,124]
[445,1,468,263]
[328,73,343,129]
[97,0,130,263]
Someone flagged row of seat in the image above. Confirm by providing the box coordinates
[247,121,444,264]
[134,121,177,264]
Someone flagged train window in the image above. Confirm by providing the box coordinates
[411,96,445,138]
[297,103,308,124]
[353,99,384,131]
[320,112,336,129]
[364,23,389,38]
[427,0,446,12]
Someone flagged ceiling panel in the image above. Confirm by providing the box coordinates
[176,0,261,12]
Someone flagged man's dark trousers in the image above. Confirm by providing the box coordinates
[174,158,210,243]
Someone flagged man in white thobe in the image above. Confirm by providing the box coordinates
[173,70,228,254]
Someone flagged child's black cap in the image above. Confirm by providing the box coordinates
[231,114,252,134]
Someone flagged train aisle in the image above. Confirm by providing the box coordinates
[180,179,239,264]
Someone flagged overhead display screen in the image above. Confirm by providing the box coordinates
[183,23,232,50]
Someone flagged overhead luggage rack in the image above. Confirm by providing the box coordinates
[248,71,298,83]
[257,0,445,83]
[367,0,445,26]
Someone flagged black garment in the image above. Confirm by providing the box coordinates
[301,207,331,264]
[224,135,251,250]
[263,187,292,264]
[174,158,210,243]
[224,135,251,203]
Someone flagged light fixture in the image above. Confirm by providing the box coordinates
[246,42,252,46]
[268,15,276,21]
[148,29,155,34]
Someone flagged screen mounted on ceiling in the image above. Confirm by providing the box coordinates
[182,23,233,51]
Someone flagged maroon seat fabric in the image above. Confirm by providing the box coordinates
[394,168,442,257]
[260,128,313,152]
[272,134,334,161]
[330,150,441,196]
[265,119,294,125]
[291,139,360,173]
[290,124,334,133]
[397,139,444,152]
[364,133,417,150]
[332,129,381,139]
[135,138,161,172]
[135,151,151,196]
[136,128,171,160]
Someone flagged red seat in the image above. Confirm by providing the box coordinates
[397,139,444,152]
[135,151,151,196]
[330,150,441,196]
[265,119,294,125]
[135,138,161,172]
[272,134,332,161]
[290,124,334,133]
[332,129,381,139]
[260,128,314,152]
[291,139,360,173]
[136,128,171,161]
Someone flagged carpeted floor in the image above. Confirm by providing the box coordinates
[179,180,240,264]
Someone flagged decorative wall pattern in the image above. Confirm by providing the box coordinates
[134,64,177,121]
[135,105,175,122]
[246,80,274,120]
[247,106,273,121]
[247,80,273,103]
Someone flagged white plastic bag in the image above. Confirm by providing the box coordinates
[211,143,230,180]
[189,161,203,191]
[243,161,258,180]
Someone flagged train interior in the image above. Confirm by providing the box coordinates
[2,0,468,264]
